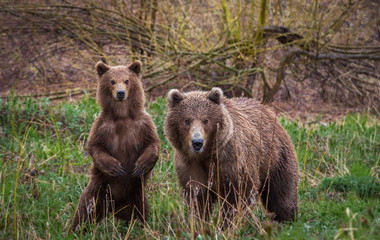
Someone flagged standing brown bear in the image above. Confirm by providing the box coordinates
[164,88,299,224]
[71,60,160,232]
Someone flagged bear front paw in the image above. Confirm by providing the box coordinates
[106,162,125,177]
[132,160,153,177]
[132,164,144,177]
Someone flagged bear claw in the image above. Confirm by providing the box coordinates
[117,166,125,176]
[132,166,143,177]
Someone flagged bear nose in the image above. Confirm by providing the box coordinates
[192,139,204,152]
[117,90,125,100]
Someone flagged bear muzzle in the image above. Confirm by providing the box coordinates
[190,121,205,153]
[116,90,126,100]
[191,138,204,152]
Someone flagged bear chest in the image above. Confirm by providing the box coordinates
[104,119,144,158]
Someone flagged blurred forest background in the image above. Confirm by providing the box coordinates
[1,0,379,116]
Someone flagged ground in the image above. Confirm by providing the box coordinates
[0,95,378,239]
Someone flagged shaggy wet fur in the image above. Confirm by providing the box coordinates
[164,88,299,223]
[71,60,159,232]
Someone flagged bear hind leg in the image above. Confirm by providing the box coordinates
[71,184,107,232]
[260,181,297,222]
[260,157,298,222]
[115,191,148,226]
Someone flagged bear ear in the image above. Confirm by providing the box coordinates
[207,87,223,105]
[95,61,110,77]
[167,89,184,108]
[128,60,142,75]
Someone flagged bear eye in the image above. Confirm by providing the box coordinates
[111,80,115,85]
[203,119,208,124]
[185,119,190,125]
[125,80,129,85]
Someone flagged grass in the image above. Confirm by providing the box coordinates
[0,94,379,239]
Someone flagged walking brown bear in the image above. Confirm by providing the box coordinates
[71,60,160,232]
[164,87,299,224]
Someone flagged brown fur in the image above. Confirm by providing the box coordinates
[164,88,299,223]
[71,60,160,232]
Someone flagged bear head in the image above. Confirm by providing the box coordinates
[164,87,233,157]
[95,60,144,117]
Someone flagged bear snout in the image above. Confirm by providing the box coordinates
[116,90,126,100]
[190,122,205,153]
[191,138,204,152]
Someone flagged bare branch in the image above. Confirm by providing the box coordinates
[262,49,380,104]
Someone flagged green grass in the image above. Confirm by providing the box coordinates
[0,95,378,239]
